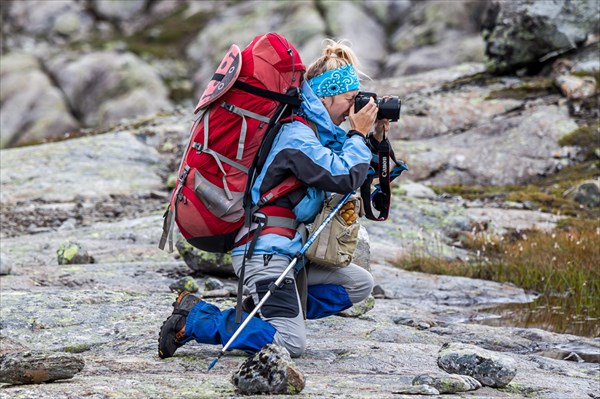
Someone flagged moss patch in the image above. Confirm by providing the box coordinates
[123,6,214,59]
[441,72,503,91]
[64,344,91,353]
[559,123,600,161]
[432,161,600,218]
[485,78,558,100]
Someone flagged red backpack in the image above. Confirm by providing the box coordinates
[159,33,306,253]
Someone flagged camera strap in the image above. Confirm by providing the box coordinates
[360,135,408,221]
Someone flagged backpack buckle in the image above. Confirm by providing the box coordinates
[222,102,235,113]
[253,212,268,226]
[192,142,205,153]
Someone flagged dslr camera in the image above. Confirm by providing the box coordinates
[354,91,401,121]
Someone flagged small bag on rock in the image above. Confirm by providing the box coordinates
[305,193,363,268]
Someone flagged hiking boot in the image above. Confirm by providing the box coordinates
[242,295,256,314]
[241,295,264,319]
[158,291,201,359]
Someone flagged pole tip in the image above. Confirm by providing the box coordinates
[207,352,223,372]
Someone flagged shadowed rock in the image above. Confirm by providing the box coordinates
[482,0,599,72]
[175,236,235,277]
[231,344,305,395]
[564,179,600,208]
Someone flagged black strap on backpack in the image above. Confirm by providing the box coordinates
[360,132,408,221]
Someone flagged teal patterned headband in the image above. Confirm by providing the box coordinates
[307,64,360,98]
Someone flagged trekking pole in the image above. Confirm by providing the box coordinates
[207,192,353,371]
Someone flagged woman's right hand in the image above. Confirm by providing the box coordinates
[348,97,377,136]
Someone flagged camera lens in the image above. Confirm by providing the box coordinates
[377,97,401,122]
[354,92,401,121]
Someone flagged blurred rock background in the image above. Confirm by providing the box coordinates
[1,0,598,190]
[0,0,489,147]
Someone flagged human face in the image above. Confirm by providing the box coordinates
[321,90,359,126]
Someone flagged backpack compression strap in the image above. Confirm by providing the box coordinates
[159,110,206,252]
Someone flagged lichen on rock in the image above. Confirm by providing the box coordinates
[56,240,93,265]
[231,344,305,395]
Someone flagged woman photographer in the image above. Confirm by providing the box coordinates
[159,39,390,359]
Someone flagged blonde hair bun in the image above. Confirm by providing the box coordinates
[306,39,367,81]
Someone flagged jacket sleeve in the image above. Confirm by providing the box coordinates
[270,122,372,194]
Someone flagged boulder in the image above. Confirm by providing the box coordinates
[204,277,225,291]
[47,51,172,127]
[482,0,600,72]
[404,104,578,186]
[168,276,199,294]
[555,74,597,100]
[564,179,600,208]
[319,1,386,77]
[437,342,517,388]
[392,384,440,395]
[6,0,93,37]
[0,52,79,149]
[398,180,437,199]
[0,253,13,276]
[91,0,146,21]
[0,351,84,385]
[187,1,324,94]
[231,344,305,395]
[56,240,93,265]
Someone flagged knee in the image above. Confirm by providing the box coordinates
[285,336,306,358]
[274,331,306,358]
[350,268,374,303]
[285,339,306,358]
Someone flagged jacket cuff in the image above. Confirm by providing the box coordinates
[366,133,379,153]
[347,130,366,143]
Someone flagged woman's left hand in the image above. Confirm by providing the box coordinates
[373,118,390,142]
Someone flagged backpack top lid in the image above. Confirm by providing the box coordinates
[195,32,305,113]
[196,44,242,111]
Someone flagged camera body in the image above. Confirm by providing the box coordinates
[354,91,401,121]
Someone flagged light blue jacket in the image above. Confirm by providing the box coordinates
[232,81,371,259]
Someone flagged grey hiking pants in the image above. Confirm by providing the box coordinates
[232,254,374,358]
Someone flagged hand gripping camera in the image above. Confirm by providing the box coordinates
[354,92,401,121]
